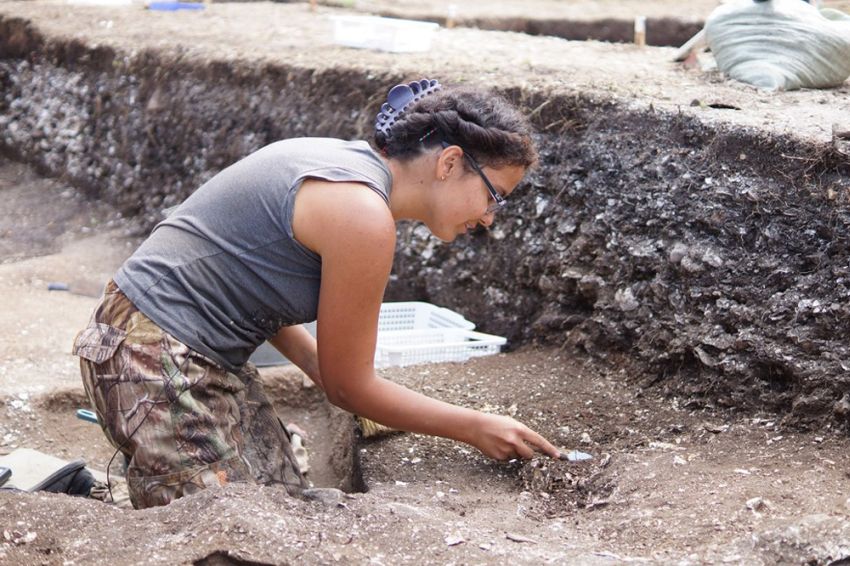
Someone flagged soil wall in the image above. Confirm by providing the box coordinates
[2,15,849,430]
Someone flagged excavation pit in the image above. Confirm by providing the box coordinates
[0,368,365,495]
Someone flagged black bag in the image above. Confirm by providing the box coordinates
[34,459,96,497]
[0,456,95,497]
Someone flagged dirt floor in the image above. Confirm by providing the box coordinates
[1,159,849,564]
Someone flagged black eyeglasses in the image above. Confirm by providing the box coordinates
[441,141,506,214]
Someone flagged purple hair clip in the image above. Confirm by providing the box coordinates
[375,78,442,140]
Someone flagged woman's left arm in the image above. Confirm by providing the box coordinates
[268,325,323,390]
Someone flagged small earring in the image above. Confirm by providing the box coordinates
[441,176,446,181]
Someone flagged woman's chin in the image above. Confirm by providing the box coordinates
[431,227,459,243]
[420,222,460,243]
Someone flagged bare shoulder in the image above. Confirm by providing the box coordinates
[292,179,396,259]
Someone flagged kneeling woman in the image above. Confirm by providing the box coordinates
[74,79,559,509]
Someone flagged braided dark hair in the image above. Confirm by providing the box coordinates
[374,85,537,169]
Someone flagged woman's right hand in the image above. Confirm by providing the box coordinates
[467,413,560,461]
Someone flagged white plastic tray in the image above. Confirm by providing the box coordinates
[376,301,475,332]
[250,302,503,368]
[330,15,439,53]
[375,328,507,368]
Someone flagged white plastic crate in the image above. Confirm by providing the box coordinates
[330,15,439,53]
[377,301,475,332]
[249,301,501,368]
[375,328,507,368]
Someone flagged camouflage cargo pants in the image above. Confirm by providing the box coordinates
[73,281,308,509]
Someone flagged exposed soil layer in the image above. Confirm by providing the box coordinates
[1,2,850,432]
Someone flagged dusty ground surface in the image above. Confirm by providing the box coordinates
[0,159,136,396]
[2,160,850,565]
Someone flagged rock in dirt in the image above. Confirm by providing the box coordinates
[300,487,345,506]
[745,496,770,513]
[506,532,537,544]
[748,514,850,564]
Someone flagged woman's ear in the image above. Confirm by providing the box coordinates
[436,144,464,180]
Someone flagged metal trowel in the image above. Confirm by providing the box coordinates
[558,449,593,462]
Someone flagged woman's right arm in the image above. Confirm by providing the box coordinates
[292,179,558,460]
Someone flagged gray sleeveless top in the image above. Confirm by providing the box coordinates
[114,138,393,371]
